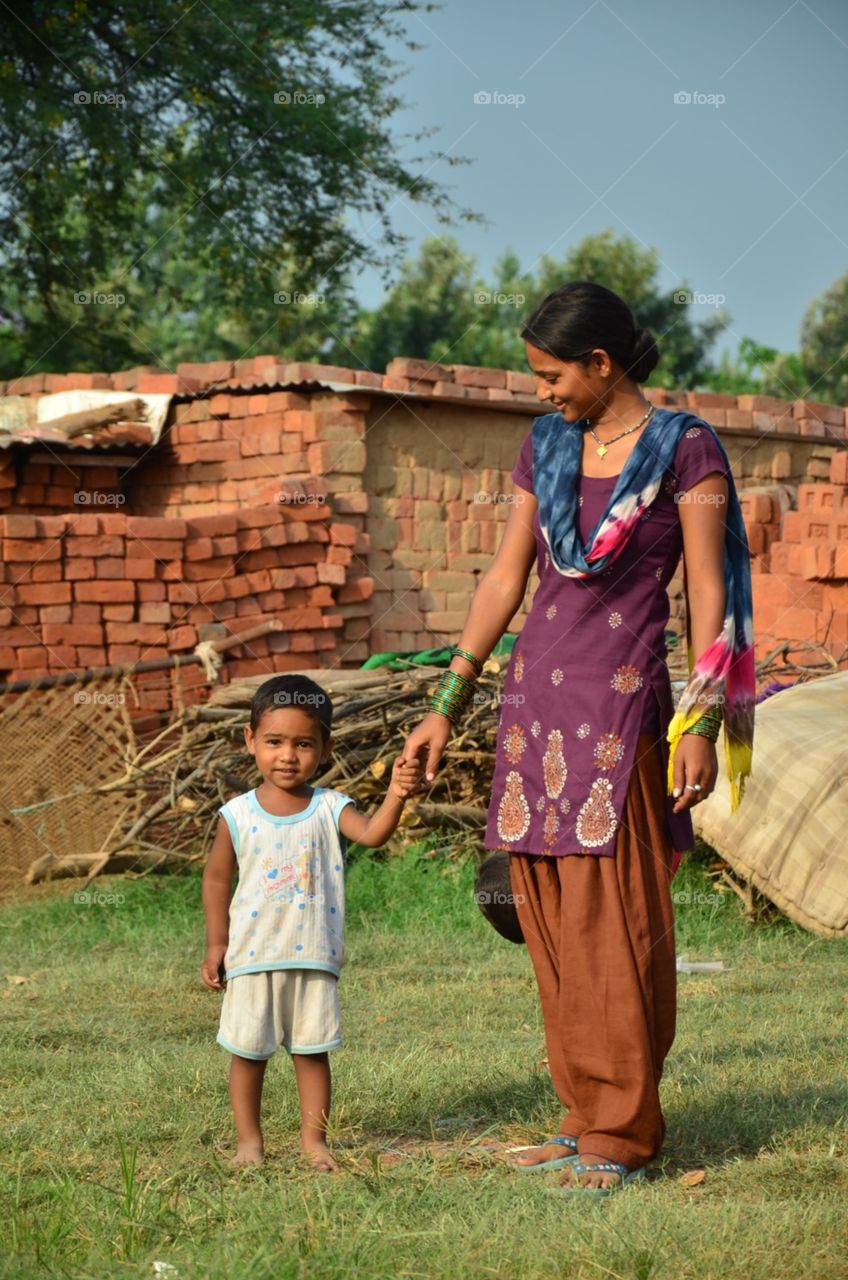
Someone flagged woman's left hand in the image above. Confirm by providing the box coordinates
[671,733,718,813]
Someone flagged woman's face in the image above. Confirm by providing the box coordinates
[524,341,611,421]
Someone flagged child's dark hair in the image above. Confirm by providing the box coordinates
[249,674,333,743]
[474,852,525,945]
[521,281,660,385]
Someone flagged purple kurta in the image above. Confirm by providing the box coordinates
[482,420,729,858]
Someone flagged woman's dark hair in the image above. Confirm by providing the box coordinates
[249,673,333,742]
[520,281,660,384]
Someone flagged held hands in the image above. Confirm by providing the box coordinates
[201,944,227,991]
[400,712,452,793]
[671,734,718,813]
[389,753,423,801]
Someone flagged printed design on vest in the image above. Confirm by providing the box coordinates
[496,770,531,842]
[574,777,617,848]
[260,837,317,902]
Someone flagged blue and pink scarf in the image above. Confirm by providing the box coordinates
[531,407,754,810]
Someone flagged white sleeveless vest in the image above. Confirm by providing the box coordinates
[218,786,354,980]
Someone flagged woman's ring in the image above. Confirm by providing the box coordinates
[684,782,703,792]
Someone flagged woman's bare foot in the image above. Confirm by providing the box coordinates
[232,1141,264,1166]
[562,1151,622,1190]
[510,1138,576,1168]
[302,1141,338,1173]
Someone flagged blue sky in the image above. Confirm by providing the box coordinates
[352,0,848,363]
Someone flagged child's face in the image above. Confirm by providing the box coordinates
[244,706,332,792]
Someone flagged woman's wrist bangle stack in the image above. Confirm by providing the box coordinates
[683,704,723,742]
[429,647,484,725]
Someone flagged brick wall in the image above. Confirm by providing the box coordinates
[0,489,354,696]
[748,450,848,662]
[1,355,846,714]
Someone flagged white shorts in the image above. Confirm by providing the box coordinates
[217,969,341,1059]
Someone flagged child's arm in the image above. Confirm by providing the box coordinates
[337,755,421,849]
[201,817,237,990]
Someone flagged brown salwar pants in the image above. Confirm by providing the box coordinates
[509,733,678,1169]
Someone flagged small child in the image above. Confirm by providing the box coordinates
[201,672,421,1170]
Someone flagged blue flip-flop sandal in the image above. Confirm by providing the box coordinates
[558,1158,647,1197]
[510,1134,579,1172]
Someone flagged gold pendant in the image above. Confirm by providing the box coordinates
[596,443,608,458]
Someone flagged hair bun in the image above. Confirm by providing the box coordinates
[628,326,659,384]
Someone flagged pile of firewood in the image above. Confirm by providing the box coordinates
[26,660,506,886]
[25,636,847,888]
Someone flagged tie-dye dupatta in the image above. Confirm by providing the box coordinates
[531,408,755,811]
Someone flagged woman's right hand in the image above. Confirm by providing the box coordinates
[401,712,452,790]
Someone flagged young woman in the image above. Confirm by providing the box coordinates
[402,281,754,1196]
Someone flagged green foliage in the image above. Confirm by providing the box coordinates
[340,228,735,387]
[537,229,730,389]
[0,0,473,376]
[694,273,848,404]
[2,2,844,400]
[793,269,848,405]
[707,336,805,398]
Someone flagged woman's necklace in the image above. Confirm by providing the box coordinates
[588,402,654,457]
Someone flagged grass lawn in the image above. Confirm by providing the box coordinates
[1,842,846,1279]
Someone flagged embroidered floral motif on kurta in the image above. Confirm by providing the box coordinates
[496,770,531,843]
[504,724,526,763]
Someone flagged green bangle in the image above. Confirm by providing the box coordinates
[683,716,720,742]
[451,646,483,676]
[430,669,476,724]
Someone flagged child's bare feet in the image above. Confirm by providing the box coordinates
[232,1141,264,1166]
[302,1140,338,1173]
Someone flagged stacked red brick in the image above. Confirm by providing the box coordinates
[0,493,366,711]
[751,450,848,661]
